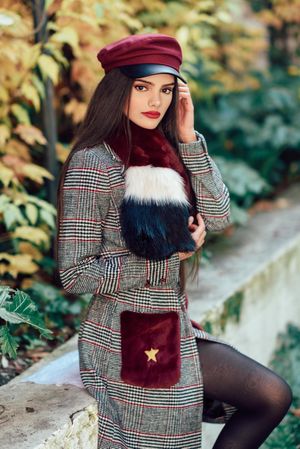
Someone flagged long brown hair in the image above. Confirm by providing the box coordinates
[55,68,201,290]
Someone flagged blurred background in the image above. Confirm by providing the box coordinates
[0,1,300,446]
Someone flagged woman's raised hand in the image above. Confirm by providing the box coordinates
[177,80,196,144]
[178,213,206,261]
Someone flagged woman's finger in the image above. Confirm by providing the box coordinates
[191,227,206,249]
[196,213,205,227]
[188,216,194,226]
[178,251,195,261]
[195,232,206,250]
[191,221,206,239]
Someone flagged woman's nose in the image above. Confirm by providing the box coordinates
[148,94,161,108]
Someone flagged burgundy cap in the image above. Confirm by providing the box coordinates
[97,33,186,83]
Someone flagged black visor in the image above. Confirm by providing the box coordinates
[120,63,187,84]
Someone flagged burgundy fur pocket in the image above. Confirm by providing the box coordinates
[120,310,181,388]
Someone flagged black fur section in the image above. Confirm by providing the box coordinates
[120,199,196,260]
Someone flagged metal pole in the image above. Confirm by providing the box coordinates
[31,0,59,261]
[31,0,59,210]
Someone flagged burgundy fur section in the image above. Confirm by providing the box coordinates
[106,120,196,210]
[120,310,181,388]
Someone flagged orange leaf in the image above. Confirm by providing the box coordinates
[65,99,87,124]
[14,124,47,146]
[19,242,43,260]
[0,124,11,146]
[5,139,32,162]
[71,60,95,85]
[1,154,26,182]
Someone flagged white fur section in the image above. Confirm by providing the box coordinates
[124,165,190,205]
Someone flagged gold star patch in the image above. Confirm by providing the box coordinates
[144,348,159,362]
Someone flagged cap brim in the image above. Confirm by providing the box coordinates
[120,64,187,84]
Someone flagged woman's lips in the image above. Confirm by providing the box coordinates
[142,112,161,119]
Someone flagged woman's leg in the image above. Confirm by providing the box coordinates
[197,339,293,449]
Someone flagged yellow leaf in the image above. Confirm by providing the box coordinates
[0,161,16,187]
[216,10,232,23]
[65,99,87,124]
[21,278,35,290]
[0,124,11,146]
[11,104,31,125]
[25,203,38,225]
[0,10,31,37]
[12,226,49,245]
[37,54,60,84]
[51,27,80,56]
[31,74,45,99]
[197,13,218,25]
[2,154,28,185]
[43,43,69,67]
[5,139,31,162]
[0,104,9,120]
[288,66,300,76]
[45,0,55,11]
[11,191,28,207]
[22,163,54,183]
[71,60,95,86]
[0,85,9,102]
[0,253,39,278]
[47,0,61,15]
[56,142,70,163]
[20,82,41,111]
[14,124,47,146]
[19,241,43,260]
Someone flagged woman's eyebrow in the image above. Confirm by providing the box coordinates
[134,79,176,87]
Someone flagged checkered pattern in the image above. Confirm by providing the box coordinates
[178,132,231,231]
[57,131,236,448]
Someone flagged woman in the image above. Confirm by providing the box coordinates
[56,34,292,449]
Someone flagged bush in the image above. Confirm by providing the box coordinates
[0,285,53,358]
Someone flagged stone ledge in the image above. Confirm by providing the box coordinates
[187,182,300,364]
[0,381,97,449]
[1,182,300,449]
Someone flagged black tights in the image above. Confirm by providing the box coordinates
[197,339,293,449]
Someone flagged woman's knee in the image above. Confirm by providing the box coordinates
[259,373,293,417]
[273,376,293,413]
[196,339,293,419]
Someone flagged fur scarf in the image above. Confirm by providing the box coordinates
[106,120,196,260]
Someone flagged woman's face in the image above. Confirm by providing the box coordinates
[124,73,176,129]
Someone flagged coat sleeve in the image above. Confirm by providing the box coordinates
[57,148,180,295]
[178,131,231,231]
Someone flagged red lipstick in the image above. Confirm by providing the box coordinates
[142,111,161,119]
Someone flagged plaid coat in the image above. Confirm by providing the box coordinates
[57,131,237,448]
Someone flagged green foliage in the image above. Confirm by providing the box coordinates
[263,324,300,449]
[23,282,91,333]
[213,156,271,224]
[0,326,19,359]
[0,285,53,358]
[192,69,300,223]
[0,281,91,357]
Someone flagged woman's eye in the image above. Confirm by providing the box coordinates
[163,88,173,94]
[134,85,173,94]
